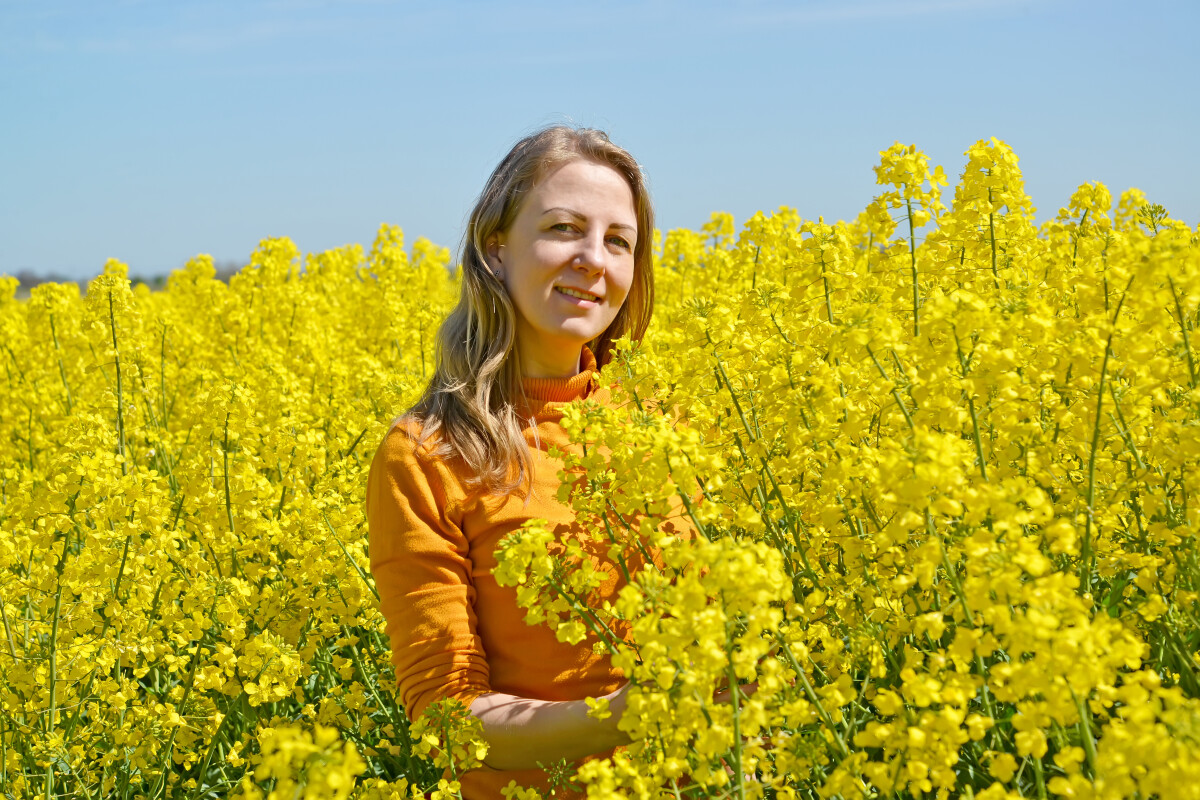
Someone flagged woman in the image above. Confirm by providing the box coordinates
[366,126,689,798]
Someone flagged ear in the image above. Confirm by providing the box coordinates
[484,232,505,277]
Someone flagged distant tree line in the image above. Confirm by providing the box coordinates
[9,260,246,298]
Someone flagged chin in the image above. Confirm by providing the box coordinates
[549,324,605,343]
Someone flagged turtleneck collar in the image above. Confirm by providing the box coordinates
[520,345,600,406]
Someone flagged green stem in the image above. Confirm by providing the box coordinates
[542,574,626,654]
[674,485,713,543]
[149,641,205,799]
[113,533,131,604]
[223,412,236,536]
[758,458,820,584]
[1070,688,1099,778]
[906,198,920,336]
[988,187,1000,289]
[109,290,127,474]
[1082,275,1135,596]
[159,324,169,429]
[954,325,989,481]
[820,246,836,324]
[346,630,407,735]
[0,602,17,659]
[777,637,850,759]
[931,513,974,626]
[967,396,988,482]
[712,351,757,444]
[1071,209,1089,272]
[599,511,635,585]
[60,523,138,745]
[865,345,914,432]
[323,511,380,601]
[1169,277,1197,390]
[724,613,745,800]
[49,314,73,414]
[1032,754,1048,800]
[1107,384,1145,471]
[342,425,369,460]
[44,584,63,800]
[186,703,240,800]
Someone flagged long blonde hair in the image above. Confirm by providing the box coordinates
[407,125,656,496]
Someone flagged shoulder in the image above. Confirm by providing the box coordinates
[375,415,432,459]
[368,414,470,512]
[370,415,454,485]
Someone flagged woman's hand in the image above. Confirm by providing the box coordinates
[469,683,631,772]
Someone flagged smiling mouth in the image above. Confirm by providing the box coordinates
[555,286,601,302]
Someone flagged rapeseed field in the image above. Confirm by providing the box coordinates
[3,140,1198,799]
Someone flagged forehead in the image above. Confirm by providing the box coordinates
[526,159,637,218]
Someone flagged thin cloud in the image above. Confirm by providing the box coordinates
[2,0,1048,60]
[3,1,399,56]
[655,0,1044,29]
[734,0,1043,25]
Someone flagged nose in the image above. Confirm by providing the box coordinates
[574,232,607,276]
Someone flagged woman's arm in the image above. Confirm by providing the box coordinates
[368,423,493,718]
[470,683,630,771]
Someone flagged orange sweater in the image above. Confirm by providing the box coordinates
[366,347,691,799]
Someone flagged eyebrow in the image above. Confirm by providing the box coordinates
[542,206,637,234]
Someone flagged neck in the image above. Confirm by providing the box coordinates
[519,344,583,379]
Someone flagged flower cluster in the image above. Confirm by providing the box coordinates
[409,699,490,800]
[1,226,454,797]
[235,724,364,800]
[496,140,1200,799]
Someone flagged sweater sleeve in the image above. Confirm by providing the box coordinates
[366,421,492,720]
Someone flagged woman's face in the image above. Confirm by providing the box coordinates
[487,158,638,378]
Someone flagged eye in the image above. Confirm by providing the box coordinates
[550,222,576,233]
[607,235,632,251]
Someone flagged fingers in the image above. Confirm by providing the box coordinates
[713,680,759,704]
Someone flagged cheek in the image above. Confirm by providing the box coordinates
[528,239,571,267]
[613,265,637,304]
[507,250,556,296]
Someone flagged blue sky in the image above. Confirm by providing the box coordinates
[2,0,1197,281]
